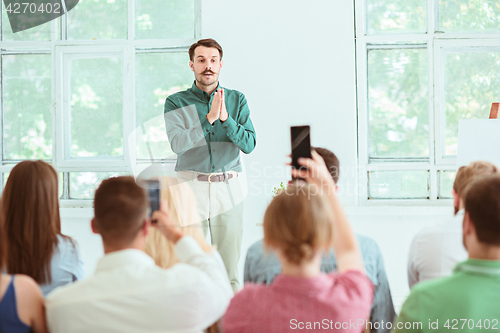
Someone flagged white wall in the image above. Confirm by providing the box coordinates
[60,0,458,313]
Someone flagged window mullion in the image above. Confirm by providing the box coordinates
[428,0,437,200]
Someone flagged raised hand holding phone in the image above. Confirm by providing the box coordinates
[291,150,335,189]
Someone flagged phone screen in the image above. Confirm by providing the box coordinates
[146,180,160,218]
[291,125,311,169]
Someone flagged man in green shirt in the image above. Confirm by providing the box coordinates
[394,174,500,333]
[164,38,256,291]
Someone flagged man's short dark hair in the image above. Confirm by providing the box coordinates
[94,176,148,244]
[189,38,223,61]
[464,175,500,245]
[313,147,340,184]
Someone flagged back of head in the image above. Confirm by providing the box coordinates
[454,161,499,197]
[263,184,335,265]
[94,176,148,246]
[313,147,340,184]
[1,160,60,284]
[144,177,211,268]
[464,175,500,246]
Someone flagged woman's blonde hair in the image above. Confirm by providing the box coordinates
[263,184,335,265]
[144,177,212,268]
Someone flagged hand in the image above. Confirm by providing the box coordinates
[219,89,228,122]
[151,201,183,244]
[290,150,336,189]
[207,90,222,124]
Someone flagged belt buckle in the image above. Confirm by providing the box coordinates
[208,174,217,183]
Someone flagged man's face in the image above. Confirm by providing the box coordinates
[189,46,223,88]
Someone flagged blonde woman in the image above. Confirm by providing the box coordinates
[144,177,213,267]
[144,177,226,333]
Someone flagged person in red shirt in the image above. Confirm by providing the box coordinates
[222,151,373,333]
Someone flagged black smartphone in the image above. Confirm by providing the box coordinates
[145,180,160,219]
[291,125,311,169]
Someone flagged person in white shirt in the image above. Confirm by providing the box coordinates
[407,161,500,288]
[46,176,233,333]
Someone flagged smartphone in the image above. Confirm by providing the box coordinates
[291,125,311,169]
[145,180,160,219]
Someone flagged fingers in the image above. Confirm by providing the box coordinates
[291,167,309,179]
[151,210,164,225]
[297,157,315,170]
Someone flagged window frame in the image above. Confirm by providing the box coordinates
[0,0,202,206]
[355,0,500,205]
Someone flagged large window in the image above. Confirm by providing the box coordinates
[0,0,200,204]
[356,0,500,203]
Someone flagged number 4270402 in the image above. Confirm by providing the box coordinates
[5,2,61,14]
[444,319,498,330]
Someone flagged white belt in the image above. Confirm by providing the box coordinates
[177,170,239,183]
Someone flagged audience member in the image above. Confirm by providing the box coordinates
[407,161,499,288]
[244,147,395,332]
[1,160,84,296]
[144,177,213,268]
[143,177,223,333]
[46,176,233,333]
[0,202,48,333]
[395,174,500,333]
[222,152,373,333]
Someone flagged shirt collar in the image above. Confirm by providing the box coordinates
[95,249,155,273]
[454,258,500,276]
[189,81,221,100]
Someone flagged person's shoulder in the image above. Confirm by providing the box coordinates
[14,274,43,297]
[57,234,78,250]
[55,235,81,260]
[232,283,266,304]
[356,234,383,262]
[45,276,86,306]
[157,262,220,290]
[222,86,246,99]
[164,88,194,110]
[410,273,459,298]
[357,234,380,251]
[166,89,191,100]
[334,270,374,294]
[247,239,265,257]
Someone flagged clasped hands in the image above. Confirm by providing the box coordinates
[206,88,228,124]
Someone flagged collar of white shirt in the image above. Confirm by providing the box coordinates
[95,249,155,273]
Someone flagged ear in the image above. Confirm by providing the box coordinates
[141,219,150,238]
[91,218,99,234]
[335,185,338,194]
[219,59,223,69]
[463,211,475,237]
[189,60,194,72]
[452,189,460,209]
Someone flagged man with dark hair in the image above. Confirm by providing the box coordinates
[46,176,233,333]
[395,175,500,333]
[164,38,256,291]
[244,147,395,333]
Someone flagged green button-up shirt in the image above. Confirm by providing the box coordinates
[394,258,500,333]
[164,82,256,173]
